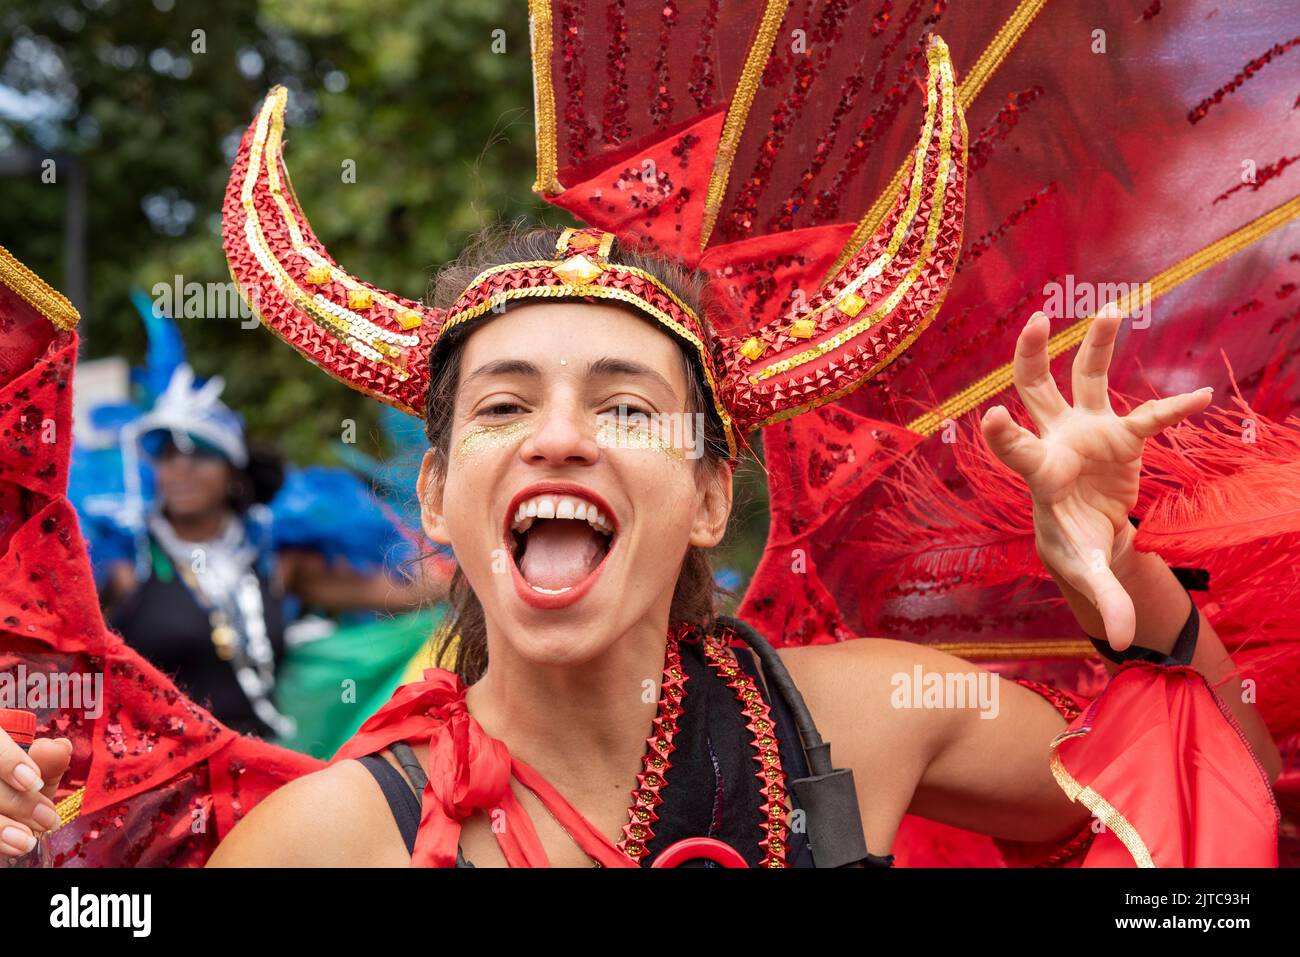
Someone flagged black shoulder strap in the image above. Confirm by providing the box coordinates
[357,748,474,867]
[717,615,894,869]
[357,753,421,855]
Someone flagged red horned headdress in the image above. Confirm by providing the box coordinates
[222,18,967,458]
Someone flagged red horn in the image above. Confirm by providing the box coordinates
[222,86,442,417]
[720,35,967,432]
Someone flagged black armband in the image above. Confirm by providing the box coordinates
[1087,591,1199,667]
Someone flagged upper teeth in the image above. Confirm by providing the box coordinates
[511,495,614,535]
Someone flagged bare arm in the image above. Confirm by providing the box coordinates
[780,640,1088,853]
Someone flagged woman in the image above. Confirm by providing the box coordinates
[0,27,1286,867]
[201,223,1278,867]
[102,365,447,740]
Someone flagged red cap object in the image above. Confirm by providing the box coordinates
[0,708,36,747]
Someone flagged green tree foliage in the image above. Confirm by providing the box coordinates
[1,0,557,461]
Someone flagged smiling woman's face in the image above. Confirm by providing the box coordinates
[418,301,732,669]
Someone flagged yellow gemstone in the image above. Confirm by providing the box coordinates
[552,254,605,285]
[306,265,331,284]
[395,309,423,330]
[836,291,868,317]
[347,288,373,310]
[789,317,816,339]
[739,337,765,361]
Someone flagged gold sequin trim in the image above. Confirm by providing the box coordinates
[529,0,561,196]
[237,89,412,381]
[0,245,81,331]
[907,193,1300,436]
[1049,735,1154,867]
[698,0,792,250]
[261,99,423,338]
[749,295,948,429]
[748,42,955,383]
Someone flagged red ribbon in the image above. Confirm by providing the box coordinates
[333,669,637,868]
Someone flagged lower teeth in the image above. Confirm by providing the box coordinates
[530,584,573,595]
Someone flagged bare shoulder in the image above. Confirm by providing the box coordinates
[206,758,406,867]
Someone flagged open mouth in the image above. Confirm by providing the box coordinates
[505,486,618,607]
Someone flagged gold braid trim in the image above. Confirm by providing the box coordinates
[54,786,85,827]
[749,44,955,383]
[955,0,1050,109]
[931,639,1094,660]
[908,194,1300,436]
[529,0,561,196]
[1049,735,1155,867]
[821,0,1050,284]
[698,0,791,250]
[0,245,81,331]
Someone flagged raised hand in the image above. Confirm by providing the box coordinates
[979,303,1213,651]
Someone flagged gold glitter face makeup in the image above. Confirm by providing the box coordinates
[453,419,533,461]
[595,413,701,462]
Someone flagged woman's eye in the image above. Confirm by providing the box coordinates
[482,402,526,417]
[600,401,653,419]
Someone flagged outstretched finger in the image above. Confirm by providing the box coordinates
[1071,301,1123,413]
[1012,312,1069,431]
[1125,387,1214,439]
[981,404,1046,478]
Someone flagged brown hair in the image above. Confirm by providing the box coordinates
[422,220,731,684]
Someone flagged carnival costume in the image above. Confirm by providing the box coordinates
[2,0,1296,866]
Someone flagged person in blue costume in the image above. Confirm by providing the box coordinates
[99,364,448,740]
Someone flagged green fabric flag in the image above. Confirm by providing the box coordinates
[274,607,442,760]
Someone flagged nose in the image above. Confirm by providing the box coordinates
[518,397,600,467]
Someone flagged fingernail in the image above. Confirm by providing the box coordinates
[1196,386,1213,394]
[12,763,42,792]
[32,803,60,831]
[2,826,36,854]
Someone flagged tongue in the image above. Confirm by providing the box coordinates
[518,520,605,590]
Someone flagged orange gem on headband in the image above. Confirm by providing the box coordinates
[221,35,967,464]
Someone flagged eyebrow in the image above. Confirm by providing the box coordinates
[461,358,541,387]
[585,357,677,396]
[461,356,677,396]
